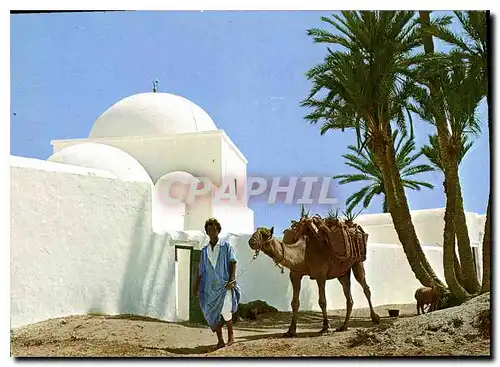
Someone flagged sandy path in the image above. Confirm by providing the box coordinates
[11,298,491,357]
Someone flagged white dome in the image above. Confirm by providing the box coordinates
[155,171,201,204]
[89,93,217,138]
[48,143,153,183]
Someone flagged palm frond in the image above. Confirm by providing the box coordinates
[421,133,475,171]
[401,164,436,177]
[333,173,374,185]
[345,185,373,213]
[362,186,380,208]
[402,179,435,190]
[303,11,423,145]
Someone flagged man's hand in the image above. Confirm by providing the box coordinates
[226,279,236,290]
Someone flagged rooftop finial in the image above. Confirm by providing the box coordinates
[153,79,159,93]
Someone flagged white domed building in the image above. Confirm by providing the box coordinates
[10,91,485,331]
[89,92,218,138]
[48,92,254,233]
[10,92,255,327]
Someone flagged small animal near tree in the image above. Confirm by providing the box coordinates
[248,215,380,337]
[414,286,441,315]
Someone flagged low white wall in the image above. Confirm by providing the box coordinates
[10,155,118,179]
[357,208,486,249]
[358,210,448,246]
[10,163,177,329]
[466,212,486,281]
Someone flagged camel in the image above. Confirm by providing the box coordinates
[248,225,380,337]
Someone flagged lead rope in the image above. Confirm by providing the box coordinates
[273,241,286,274]
[235,254,258,278]
[241,235,286,278]
[263,237,286,274]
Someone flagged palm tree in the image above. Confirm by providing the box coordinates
[302,11,445,288]
[418,11,485,299]
[426,11,489,295]
[335,131,435,213]
[421,133,478,293]
[421,134,473,171]
[426,11,487,99]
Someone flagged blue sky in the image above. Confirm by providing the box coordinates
[10,11,490,234]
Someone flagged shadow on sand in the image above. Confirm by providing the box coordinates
[103,314,171,324]
[164,310,401,355]
[161,327,369,356]
[161,331,322,356]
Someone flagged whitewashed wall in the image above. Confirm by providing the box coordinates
[356,209,449,245]
[357,208,485,249]
[465,212,486,281]
[220,133,248,205]
[51,131,255,233]
[212,205,255,234]
[52,131,225,185]
[10,162,177,329]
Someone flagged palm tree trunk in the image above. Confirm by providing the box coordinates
[420,10,471,301]
[453,240,467,288]
[441,164,470,301]
[371,137,436,287]
[446,178,467,288]
[481,191,491,293]
[382,195,388,213]
[454,179,481,293]
[385,134,446,288]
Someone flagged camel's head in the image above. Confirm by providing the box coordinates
[248,226,274,258]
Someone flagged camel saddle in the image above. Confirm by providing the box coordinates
[288,216,368,262]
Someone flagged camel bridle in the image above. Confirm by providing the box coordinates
[251,231,286,273]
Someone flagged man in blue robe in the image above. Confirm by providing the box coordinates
[193,218,241,350]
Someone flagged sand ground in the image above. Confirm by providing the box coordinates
[11,295,491,357]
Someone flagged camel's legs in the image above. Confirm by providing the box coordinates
[284,271,302,338]
[337,270,353,331]
[417,302,429,315]
[316,277,330,333]
[429,299,438,312]
[352,262,380,324]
